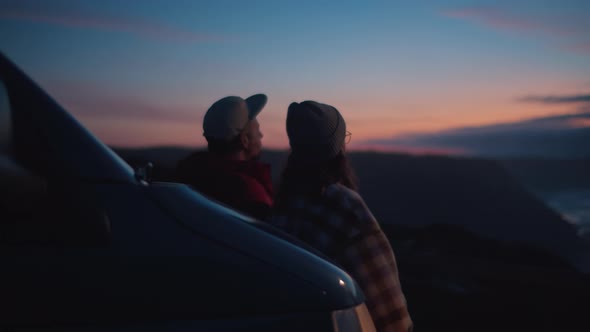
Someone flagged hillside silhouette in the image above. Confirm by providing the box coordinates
[499,158,590,193]
[115,147,586,258]
[113,146,590,332]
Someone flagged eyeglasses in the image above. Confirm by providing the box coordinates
[345,131,352,144]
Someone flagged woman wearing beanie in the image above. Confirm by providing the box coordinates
[271,101,413,332]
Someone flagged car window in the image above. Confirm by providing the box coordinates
[0,77,110,247]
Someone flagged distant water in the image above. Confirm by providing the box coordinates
[539,190,590,240]
[538,190,590,273]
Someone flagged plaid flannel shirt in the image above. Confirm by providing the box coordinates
[270,183,413,332]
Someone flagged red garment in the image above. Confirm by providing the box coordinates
[175,151,273,219]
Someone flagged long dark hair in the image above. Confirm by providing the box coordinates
[273,151,358,212]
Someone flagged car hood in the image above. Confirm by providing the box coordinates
[145,182,364,310]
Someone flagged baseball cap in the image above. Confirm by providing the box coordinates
[203,94,267,140]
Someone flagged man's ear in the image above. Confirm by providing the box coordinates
[240,130,249,148]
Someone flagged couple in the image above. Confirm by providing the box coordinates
[176,94,413,332]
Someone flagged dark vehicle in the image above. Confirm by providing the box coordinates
[0,52,375,331]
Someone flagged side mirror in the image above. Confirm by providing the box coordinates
[135,161,154,184]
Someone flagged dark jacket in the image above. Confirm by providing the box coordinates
[175,151,273,220]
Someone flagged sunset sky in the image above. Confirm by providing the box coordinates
[1,0,589,157]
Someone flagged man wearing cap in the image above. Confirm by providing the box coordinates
[175,94,273,220]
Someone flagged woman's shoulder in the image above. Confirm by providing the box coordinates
[325,183,364,205]
[324,183,379,229]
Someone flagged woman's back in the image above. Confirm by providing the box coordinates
[273,100,413,331]
[271,183,413,332]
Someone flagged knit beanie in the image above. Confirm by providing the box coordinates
[286,101,346,163]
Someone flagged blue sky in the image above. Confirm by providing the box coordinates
[1,0,589,156]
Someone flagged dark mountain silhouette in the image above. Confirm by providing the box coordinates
[113,147,587,259]
[351,152,586,258]
[499,158,590,193]
[113,146,590,332]
[387,223,589,332]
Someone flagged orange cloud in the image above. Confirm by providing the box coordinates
[568,118,590,128]
[339,98,576,142]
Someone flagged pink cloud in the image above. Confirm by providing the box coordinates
[45,80,204,123]
[567,43,590,55]
[0,8,224,43]
[442,7,590,56]
[518,93,590,104]
[361,110,590,158]
[441,8,573,36]
[444,8,546,33]
[567,118,590,128]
